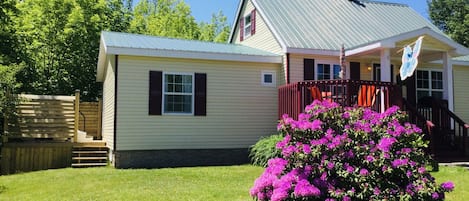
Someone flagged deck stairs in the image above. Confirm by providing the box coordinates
[405,97,469,160]
[72,142,108,168]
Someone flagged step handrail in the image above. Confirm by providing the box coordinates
[403,98,436,155]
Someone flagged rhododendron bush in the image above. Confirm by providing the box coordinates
[250,100,454,201]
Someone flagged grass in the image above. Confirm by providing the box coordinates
[0,165,264,201]
[431,165,469,201]
[0,165,466,201]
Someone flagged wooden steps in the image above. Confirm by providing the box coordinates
[72,144,108,168]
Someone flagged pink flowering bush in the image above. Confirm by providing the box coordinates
[250,100,454,201]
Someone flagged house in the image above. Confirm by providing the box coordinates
[97,0,469,168]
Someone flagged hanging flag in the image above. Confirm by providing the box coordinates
[400,36,424,81]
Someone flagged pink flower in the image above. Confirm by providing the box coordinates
[294,179,321,197]
[359,168,369,176]
[377,137,397,152]
[391,158,409,168]
[441,181,455,191]
[303,144,311,154]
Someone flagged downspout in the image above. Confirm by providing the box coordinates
[286,53,291,84]
[113,55,118,153]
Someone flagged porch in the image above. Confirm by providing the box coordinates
[278,79,403,119]
[278,80,469,160]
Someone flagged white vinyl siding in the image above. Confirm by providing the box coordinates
[102,57,115,152]
[115,55,281,150]
[232,0,283,54]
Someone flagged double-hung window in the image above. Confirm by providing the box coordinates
[244,14,252,38]
[416,70,443,101]
[316,62,341,80]
[163,73,194,114]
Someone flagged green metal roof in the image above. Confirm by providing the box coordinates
[254,0,447,50]
[102,31,279,57]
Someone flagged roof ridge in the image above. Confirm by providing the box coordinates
[359,0,408,7]
[101,31,251,48]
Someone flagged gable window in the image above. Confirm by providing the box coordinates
[316,62,341,80]
[239,9,256,41]
[261,71,276,86]
[163,73,194,114]
[416,70,443,101]
[244,14,252,38]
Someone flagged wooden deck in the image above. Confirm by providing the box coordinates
[278,79,402,119]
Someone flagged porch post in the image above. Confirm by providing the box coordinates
[442,52,454,112]
[380,48,391,112]
[380,48,392,82]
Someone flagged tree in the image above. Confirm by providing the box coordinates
[199,11,231,43]
[428,0,469,47]
[129,0,199,39]
[0,0,21,64]
[129,0,231,43]
[14,0,132,100]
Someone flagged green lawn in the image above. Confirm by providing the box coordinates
[0,165,466,201]
[432,165,469,201]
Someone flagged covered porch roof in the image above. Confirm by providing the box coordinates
[346,27,469,62]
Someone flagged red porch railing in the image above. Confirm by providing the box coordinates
[278,79,403,119]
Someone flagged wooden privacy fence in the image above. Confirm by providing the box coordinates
[79,100,102,139]
[5,92,80,141]
[4,91,102,141]
[1,142,73,175]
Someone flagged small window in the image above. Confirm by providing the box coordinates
[163,73,194,114]
[244,14,252,38]
[262,71,276,86]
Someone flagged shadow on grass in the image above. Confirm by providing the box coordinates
[0,185,6,194]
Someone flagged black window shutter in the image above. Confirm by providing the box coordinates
[194,73,207,116]
[304,59,315,80]
[350,62,360,80]
[390,64,394,83]
[239,17,244,42]
[251,9,256,35]
[149,71,162,115]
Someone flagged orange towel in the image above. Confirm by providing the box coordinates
[358,85,377,107]
[310,86,323,101]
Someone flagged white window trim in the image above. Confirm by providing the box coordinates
[315,60,342,80]
[162,72,195,115]
[416,69,444,98]
[244,13,252,39]
[261,70,276,87]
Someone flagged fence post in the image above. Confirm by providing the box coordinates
[2,89,10,143]
[74,90,80,142]
[97,98,102,139]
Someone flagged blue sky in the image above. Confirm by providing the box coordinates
[182,0,429,24]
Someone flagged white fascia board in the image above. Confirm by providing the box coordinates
[106,46,283,64]
[251,0,288,53]
[228,0,246,43]
[96,37,107,82]
[286,47,340,56]
[431,60,469,66]
[345,42,390,57]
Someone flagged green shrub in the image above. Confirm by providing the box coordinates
[249,134,283,167]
